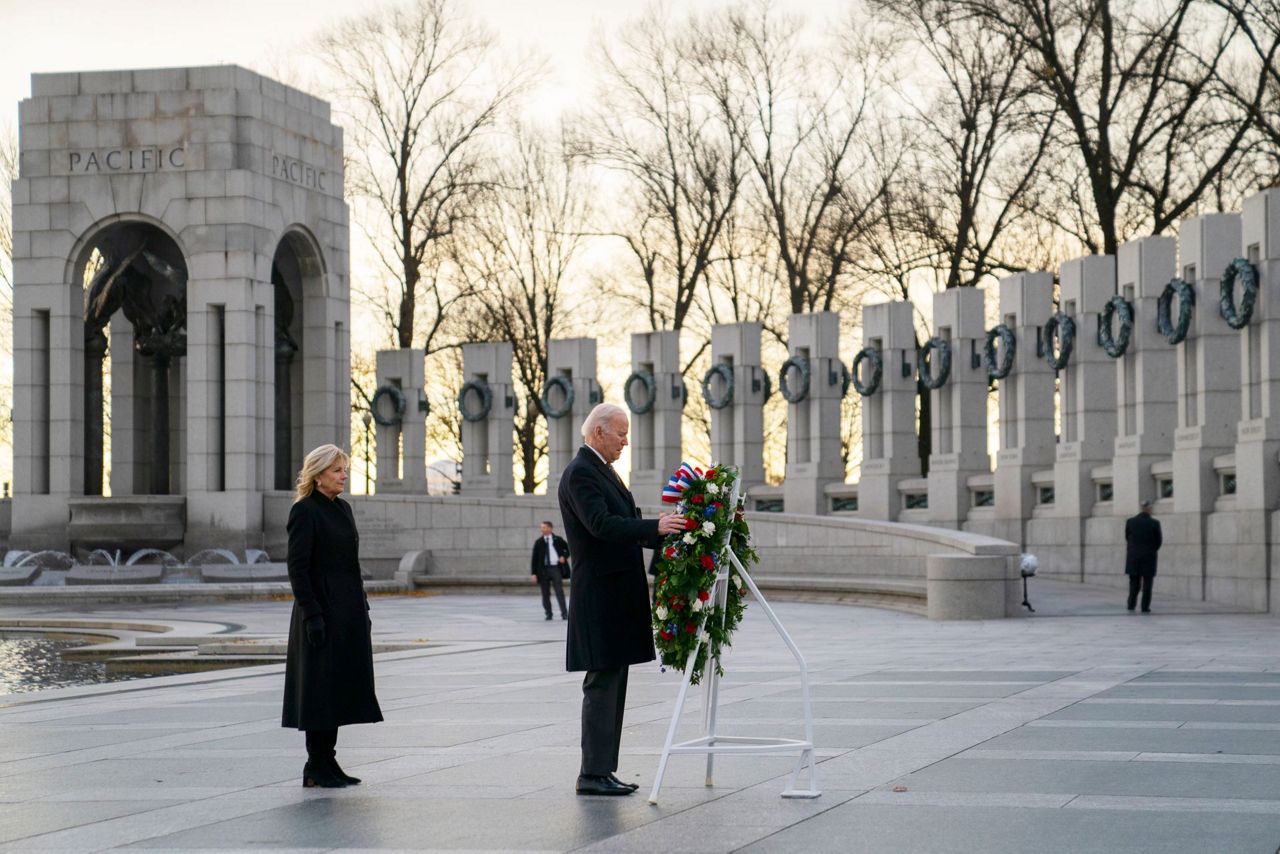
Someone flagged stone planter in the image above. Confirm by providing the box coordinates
[0,566,40,586]
[199,564,289,583]
[66,566,164,585]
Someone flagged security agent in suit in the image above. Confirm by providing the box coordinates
[1125,499,1163,613]
[530,521,570,620]
[558,403,686,796]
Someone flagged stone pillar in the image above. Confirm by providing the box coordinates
[1232,188,1280,611]
[993,273,1055,544]
[460,342,515,497]
[926,288,988,528]
[1053,255,1118,524]
[628,331,683,497]
[858,301,919,521]
[783,312,844,515]
[9,182,83,550]
[108,314,138,496]
[1173,215,1242,607]
[10,67,350,554]
[373,348,427,494]
[708,323,766,488]
[1112,236,1177,514]
[545,337,600,494]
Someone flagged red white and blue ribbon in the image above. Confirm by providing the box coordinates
[660,460,703,503]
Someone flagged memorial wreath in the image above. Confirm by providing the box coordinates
[651,462,757,685]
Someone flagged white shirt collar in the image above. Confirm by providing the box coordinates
[584,444,609,465]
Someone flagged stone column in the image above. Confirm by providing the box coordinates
[1231,188,1280,611]
[708,322,766,488]
[993,273,1055,544]
[1053,255,1118,524]
[628,331,683,498]
[460,342,515,497]
[373,348,427,493]
[858,301,919,521]
[926,288,988,528]
[545,337,600,494]
[184,263,272,553]
[1112,236,1177,514]
[108,314,138,496]
[783,312,844,515]
[1173,215,1242,603]
[9,182,83,550]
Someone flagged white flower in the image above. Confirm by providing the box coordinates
[655,605,668,620]
[698,630,711,643]
[691,598,703,612]
[682,533,696,545]
[702,521,716,535]
[706,483,720,495]
[730,572,740,586]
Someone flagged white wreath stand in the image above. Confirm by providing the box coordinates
[647,479,820,804]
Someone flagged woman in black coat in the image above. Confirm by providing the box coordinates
[282,444,383,788]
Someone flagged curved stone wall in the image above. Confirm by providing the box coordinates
[263,492,1022,618]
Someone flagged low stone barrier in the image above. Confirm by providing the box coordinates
[282,493,1023,619]
[926,554,1020,620]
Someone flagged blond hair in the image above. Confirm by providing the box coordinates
[294,444,350,502]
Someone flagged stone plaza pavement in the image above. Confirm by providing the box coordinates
[2,583,1280,852]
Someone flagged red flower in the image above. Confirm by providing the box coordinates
[711,502,721,511]
[659,630,674,641]
[684,517,699,530]
[700,555,715,570]
[706,469,717,479]
[671,598,684,611]
[697,590,710,602]
[664,547,677,558]
[685,622,697,634]
[690,494,704,505]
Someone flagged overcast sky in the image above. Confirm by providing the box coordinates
[1,0,854,125]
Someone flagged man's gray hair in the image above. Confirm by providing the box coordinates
[581,403,628,439]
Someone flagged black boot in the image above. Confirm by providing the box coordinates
[330,756,361,785]
[302,760,348,788]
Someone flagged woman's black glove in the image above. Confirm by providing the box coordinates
[304,615,327,648]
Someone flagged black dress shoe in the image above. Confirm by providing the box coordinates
[561,613,568,620]
[608,773,639,791]
[576,774,634,796]
[545,614,553,621]
[302,761,348,788]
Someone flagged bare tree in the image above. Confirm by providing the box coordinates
[578,5,745,332]
[1206,0,1280,185]
[695,3,891,315]
[0,128,16,484]
[454,126,593,494]
[0,129,14,339]
[951,0,1264,255]
[871,0,1058,290]
[317,0,534,352]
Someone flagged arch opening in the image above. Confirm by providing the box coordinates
[79,221,189,496]
[271,229,325,490]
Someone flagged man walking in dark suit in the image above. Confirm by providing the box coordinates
[1125,499,1163,613]
[558,403,685,797]
[530,521,570,621]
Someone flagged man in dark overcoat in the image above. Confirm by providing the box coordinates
[530,520,571,620]
[558,403,685,796]
[1125,499,1163,613]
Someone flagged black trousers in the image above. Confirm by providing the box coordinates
[1128,573,1154,611]
[581,666,628,776]
[305,728,338,763]
[539,566,567,617]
